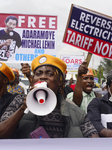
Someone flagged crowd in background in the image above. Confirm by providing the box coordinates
[0,54,112,139]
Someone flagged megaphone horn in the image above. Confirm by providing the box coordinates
[25,81,57,116]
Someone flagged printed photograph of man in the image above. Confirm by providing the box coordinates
[0,15,22,61]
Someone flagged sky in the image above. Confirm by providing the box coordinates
[0,0,112,70]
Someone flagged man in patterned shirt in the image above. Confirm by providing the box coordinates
[7,68,24,94]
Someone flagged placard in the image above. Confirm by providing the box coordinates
[0,13,57,62]
[61,55,84,74]
[63,4,112,60]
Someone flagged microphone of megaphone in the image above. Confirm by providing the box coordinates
[25,81,57,116]
[33,89,48,104]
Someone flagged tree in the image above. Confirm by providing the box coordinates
[96,65,104,84]
[100,58,112,78]
[92,69,97,77]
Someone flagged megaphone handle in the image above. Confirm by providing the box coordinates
[24,108,29,114]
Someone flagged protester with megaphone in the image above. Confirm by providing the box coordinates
[12,54,99,139]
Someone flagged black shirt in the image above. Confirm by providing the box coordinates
[0,92,18,118]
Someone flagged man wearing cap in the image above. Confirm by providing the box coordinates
[14,54,99,138]
[87,69,112,137]
[0,62,25,122]
[7,68,25,94]
[67,61,102,113]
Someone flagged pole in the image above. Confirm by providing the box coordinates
[85,52,92,67]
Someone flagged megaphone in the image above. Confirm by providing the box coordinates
[25,81,57,116]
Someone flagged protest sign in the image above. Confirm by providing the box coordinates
[94,77,98,83]
[61,55,84,74]
[63,4,112,63]
[0,13,57,62]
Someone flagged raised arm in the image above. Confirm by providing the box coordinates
[73,61,88,106]
[68,78,73,87]
[21,63,33,86]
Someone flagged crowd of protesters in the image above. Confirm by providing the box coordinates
[0,54,112,139]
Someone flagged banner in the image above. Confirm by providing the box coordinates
[0,13,57,62]
[61,55,84,74]
[1,138,112,150]
[63,4,112,60]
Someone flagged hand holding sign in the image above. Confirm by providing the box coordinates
[21,63,31,77]
[78,60,88,76]
[21,63,33,86]
[21,63,30,78]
